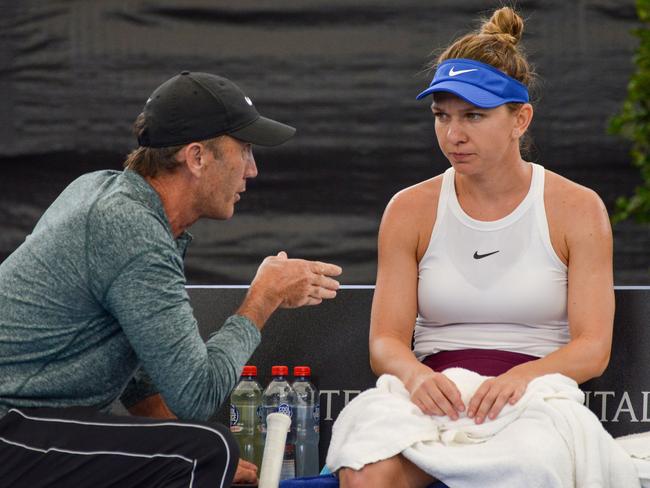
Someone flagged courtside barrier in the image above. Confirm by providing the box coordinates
[188,286,650,466]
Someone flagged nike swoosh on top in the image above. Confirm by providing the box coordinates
[449,67,479,77]
[473,250,500,259]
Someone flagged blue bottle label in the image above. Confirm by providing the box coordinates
[258,405,267,433]
[278,403,293,418]
[229,404,242,432]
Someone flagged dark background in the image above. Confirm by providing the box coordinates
[1,0,648,285]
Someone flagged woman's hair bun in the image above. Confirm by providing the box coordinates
[479,7,524,45]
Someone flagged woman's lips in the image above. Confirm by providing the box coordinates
[449,152,474,162]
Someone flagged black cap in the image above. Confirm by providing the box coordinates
[137,71,296,148]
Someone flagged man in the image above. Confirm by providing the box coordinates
[0,71,342,487]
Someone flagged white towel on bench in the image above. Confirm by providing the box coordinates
[327,368,641,487]
[616,431,650,487]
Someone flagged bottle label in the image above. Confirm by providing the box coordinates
[280,459,296,481]
[313,403,320,433]
[256,405,265,433]
[278,402,293,418]
[229,404,242,432]
[279,443,296,480]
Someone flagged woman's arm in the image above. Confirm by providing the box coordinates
[467,186,614,423]
[370,185,465,419]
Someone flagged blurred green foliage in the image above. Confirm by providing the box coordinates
[609,0,650,223]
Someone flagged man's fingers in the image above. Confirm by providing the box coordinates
[310,261,343,277]
[276,251,288,259]
[314,287,337,300]
[305,285,337,302]
[303,296,323,306]
[235,469,257,484]
[234,460,258,484]
[238,459,258,471]
[313,274,340,291]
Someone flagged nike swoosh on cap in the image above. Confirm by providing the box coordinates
[449,67,479,77]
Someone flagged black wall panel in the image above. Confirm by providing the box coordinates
[1,1,647,284]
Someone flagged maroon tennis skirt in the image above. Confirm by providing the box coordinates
[422,349,539,377]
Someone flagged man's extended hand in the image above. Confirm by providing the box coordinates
[237,251,342,328]
[262,251,342,308]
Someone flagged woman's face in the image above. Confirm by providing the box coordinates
[431,92,529,174]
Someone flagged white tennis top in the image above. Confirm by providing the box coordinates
[413,163,569,360]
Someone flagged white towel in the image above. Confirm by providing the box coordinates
[616,432,650,487]
[327,368,641,488]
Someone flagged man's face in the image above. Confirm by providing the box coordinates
[196,135,258,220]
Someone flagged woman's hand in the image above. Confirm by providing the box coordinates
[404,364,465,420]
[467,368,531,424]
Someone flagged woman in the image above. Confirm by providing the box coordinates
[337,7,614,487]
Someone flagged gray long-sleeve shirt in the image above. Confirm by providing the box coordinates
[0,169,261,420]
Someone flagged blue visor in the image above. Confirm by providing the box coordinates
[416,58,529,108]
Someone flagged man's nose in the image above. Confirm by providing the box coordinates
[246,156,258,178]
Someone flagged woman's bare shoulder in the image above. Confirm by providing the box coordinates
[380,175,444,257]
[385,174,444,218]
[544,169,607,214]
[544,168,611,241]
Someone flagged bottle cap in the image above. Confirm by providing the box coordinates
[242,365,257,376]
[271,365,289,376]
[293,366,311,377]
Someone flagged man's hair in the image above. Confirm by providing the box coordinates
[124,113,223,178]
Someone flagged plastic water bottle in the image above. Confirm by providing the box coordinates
[230,365,264,468]
[292,366,320,477]
[261,365,296,480]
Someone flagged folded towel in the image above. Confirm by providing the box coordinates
[617,432,650,487]
[327,368,641,488]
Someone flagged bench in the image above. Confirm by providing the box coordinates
[188,285,650,466]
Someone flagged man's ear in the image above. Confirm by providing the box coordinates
[178,142,205,178]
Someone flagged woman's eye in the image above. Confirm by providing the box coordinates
[433,112,447,120]
[467,113,483,120]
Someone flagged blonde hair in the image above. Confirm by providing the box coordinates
[124,113,223,178]
[435,6,536,94]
